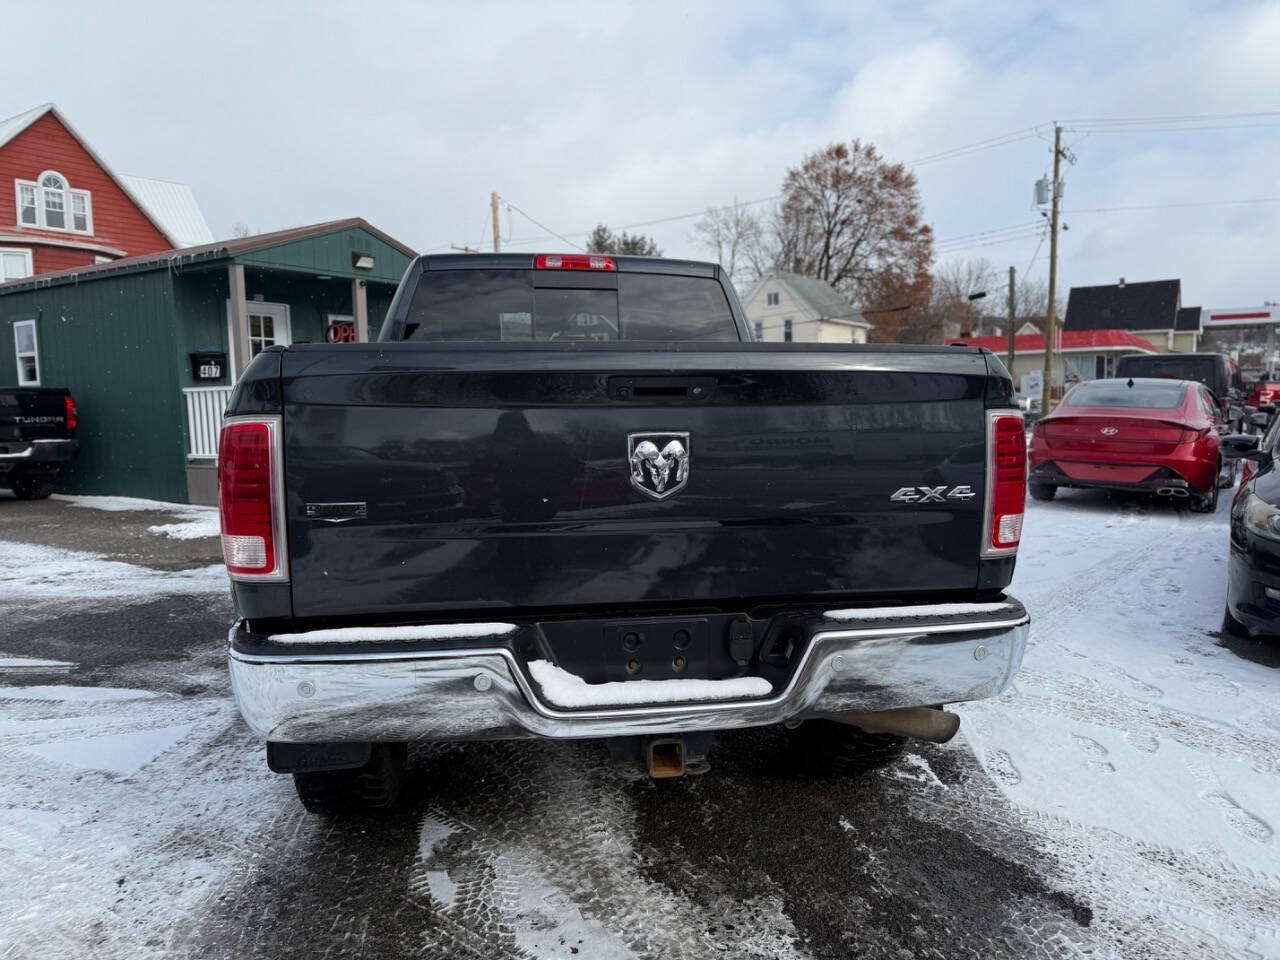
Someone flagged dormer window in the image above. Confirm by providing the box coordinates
[14,171,92,234]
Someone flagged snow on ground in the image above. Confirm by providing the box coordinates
[0,539,227,600]
[55,494,220,540]
[955,491,1280,954]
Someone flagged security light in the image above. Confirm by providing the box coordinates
[352,253,375,270]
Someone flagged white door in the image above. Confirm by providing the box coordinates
[226,300,291,380]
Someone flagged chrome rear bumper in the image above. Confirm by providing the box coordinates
[228,601,1029,743]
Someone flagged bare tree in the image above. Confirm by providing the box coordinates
[230,222,253,239]
[1014,275,1049,323]
[691,199,765,290]
[766,141,934,342]
[929,257,997,337]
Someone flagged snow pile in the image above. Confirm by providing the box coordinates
[147,517,221,540]
[0,539,227,600]
[268,622,517,644]
[826,601,1018,621]
[56,494,220,540]
[528,659,772,708]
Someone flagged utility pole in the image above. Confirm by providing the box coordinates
[1007,265,1016,378]
[491,192,501,253]
[1041,124,1063,417]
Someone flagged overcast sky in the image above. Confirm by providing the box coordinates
[7,0,1279,306]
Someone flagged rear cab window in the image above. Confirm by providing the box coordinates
[400,269,738,342]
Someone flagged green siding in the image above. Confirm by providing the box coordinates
[1,224,415,503]
[1,272,188,502]
[235,226,413,285]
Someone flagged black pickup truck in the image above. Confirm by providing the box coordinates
[0,387,78,499]
[221,253,1030,812]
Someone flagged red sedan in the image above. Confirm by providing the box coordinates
[1027,377,1233,512]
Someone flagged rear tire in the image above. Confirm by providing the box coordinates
[7,475,54,500]
[1028,482,1057,502]
[292,742,406,814]
[1190,467,1220,513]
[780,719,907,778]
[1222,604,1250,639]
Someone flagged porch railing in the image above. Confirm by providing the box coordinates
[183,386,234,459]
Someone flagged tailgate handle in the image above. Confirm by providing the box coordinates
[608,377,716,402]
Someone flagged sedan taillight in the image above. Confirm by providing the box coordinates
[218,418,287,580]
[985,412,1026,556]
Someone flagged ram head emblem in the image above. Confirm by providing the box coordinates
[628,433,691,500]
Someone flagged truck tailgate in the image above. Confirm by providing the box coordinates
[0,388,72,443]
[281,345,992,618]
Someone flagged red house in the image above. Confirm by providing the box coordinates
[0,103,212,283]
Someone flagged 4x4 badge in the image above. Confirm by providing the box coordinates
[890,485,977,503]
[628,432,690,500]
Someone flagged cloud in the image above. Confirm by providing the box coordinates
[4,0,1279,305]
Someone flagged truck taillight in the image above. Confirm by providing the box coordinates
[984,412,1026,556]
[64,394,77,431]
[218,417,287,581]
[534,254,615,271]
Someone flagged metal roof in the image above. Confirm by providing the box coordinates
[0,103,52,150]
[1175,306,1202,333]
[1063,279,1181,332]
[120,176,214,247]
[0,217,416,294]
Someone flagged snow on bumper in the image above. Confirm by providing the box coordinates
[227,600,1030,743]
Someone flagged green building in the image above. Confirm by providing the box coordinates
[0,218,414,504]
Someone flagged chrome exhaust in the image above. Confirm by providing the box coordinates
[847,706,961,743]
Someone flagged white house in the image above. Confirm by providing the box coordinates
[740,271,871,343]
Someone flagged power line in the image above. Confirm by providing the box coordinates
[1066,197,1280,213]
[435,125,1054,252]
[1060,109,1280,126]
[499,196,584,251]
[1066,122,1280,134]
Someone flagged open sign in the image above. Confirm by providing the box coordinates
[326,321,356,343]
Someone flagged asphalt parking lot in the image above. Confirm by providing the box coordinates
[0,493,1276,959]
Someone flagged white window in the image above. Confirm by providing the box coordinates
[783,318,793,342]
[14,171,92,234]
[14,319,39,385]
[0,248,33,282]
[753,320,763,341]
[16,182,37,225]
[766,291,780,306]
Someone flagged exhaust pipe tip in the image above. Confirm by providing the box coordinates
[847,706,961,744]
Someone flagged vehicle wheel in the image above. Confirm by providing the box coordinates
[292,742,406,814]
[1222,604,1250,639]
[1190,470,1220,513]
[780,719,907,778]
[7,475,54,500]
[1218,457,1239,490]
[1028,482,1057,502]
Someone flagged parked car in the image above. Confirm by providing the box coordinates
[0,387,78,500]
[1222,422,1280,637]
[1114,352,1244,428]
[1027,377,1233,512]
[1245,381,1280,409]
[218,253,1031,812]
